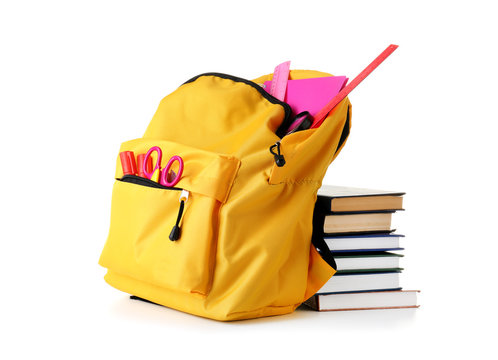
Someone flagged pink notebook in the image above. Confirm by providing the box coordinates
[263,76,348,117]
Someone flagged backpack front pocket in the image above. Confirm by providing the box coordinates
[99,139,240,296]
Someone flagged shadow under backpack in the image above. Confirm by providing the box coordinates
[99,70,352,321]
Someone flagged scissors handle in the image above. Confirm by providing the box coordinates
[160,155,184,187]
[143,146,162,179]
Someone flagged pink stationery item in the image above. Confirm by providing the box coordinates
[137,153,152,178]
[264,76,348,117]
[142,146,184,187]
[311,44,399,128]
[119,151,137,176]
[285,111,313,135]
[268,61,291,101]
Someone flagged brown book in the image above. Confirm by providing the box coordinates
[317,185,404,213]
[324,212,392,234]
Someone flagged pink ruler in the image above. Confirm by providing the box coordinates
[269,61,291,101]
[311,44,399,128]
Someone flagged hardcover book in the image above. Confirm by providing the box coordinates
[325,233,403,251]
[334,251,403,272]
[323,212,393,234]
[317,185,404,213]
[305,290,419,311]
[317,271,401,294]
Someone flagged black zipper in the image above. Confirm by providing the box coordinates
[269,141,286,167]
[118,175,182,191]
[182,72,292,138]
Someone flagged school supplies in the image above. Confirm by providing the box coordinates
[264,76,348,118]
[311,44,399,128]
[142,146,184,187]
[136,153,152,178]
[285,111,313,135]
[99,70,353,321]
[309,184,418,312]
[268,61,290,101]
[98,45,405,320]
[119,151,137,176]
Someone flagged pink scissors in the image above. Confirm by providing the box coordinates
[143,146,184,187]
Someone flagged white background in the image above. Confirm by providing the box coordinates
[1,0,497,358]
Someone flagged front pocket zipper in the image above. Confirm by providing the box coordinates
[101,138,240,296]
[169,190,189,241]
[118,175,188,241]
[119,174,182,191]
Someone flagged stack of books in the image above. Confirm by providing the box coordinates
[305,185,419,312]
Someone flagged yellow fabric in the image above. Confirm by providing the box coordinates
[99,70,351,321]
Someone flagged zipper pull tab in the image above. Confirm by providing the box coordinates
[269,141,286,167]
[169,190,189,241]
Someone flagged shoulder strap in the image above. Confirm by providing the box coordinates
[311,200,336,270]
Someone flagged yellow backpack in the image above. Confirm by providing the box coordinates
[99,70,351,321]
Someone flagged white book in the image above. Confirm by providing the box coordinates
[335,252,402,271]
[317,272,400,294]
[325,234,402,251]
[305,290,419,311]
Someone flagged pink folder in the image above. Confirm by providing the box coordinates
[264,76,348,117]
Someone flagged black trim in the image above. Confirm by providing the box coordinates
[335,104,351,155]
[130,295,161,306]
[118,175,182,191]
[291,111,313,133]
[182,73,292,138]
[323,210,397,215]
[324,229,397,237]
